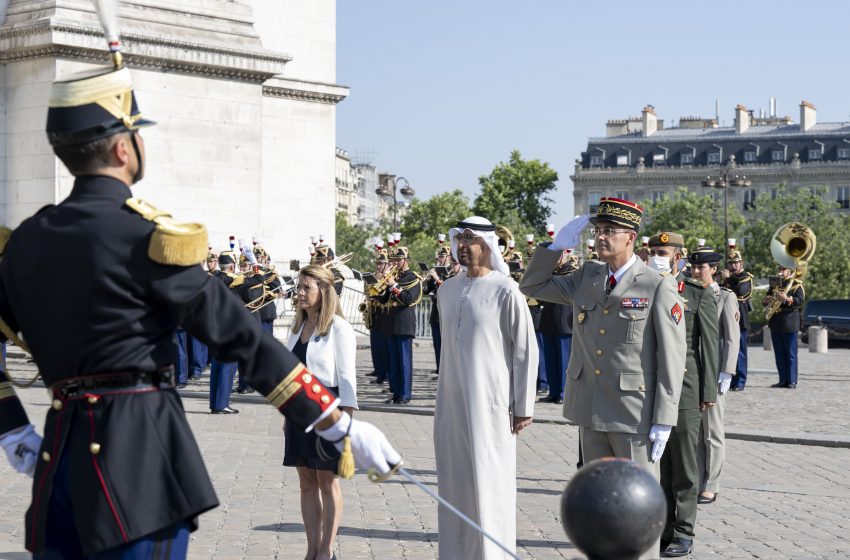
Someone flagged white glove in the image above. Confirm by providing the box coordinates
[239,241,257,265]
[316,412,401,475]
[718,372,733,395]
[648,423,672,463]
[0,424,42,477]
[550,215,591,251]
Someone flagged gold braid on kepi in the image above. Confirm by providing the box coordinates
[125,198,208,266]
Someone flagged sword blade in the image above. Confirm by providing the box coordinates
[396,467,520,560]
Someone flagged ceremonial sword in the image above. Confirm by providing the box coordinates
[369,465,520,560]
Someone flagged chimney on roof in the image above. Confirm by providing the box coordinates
[642,105,657,137]
[800,100,816,131]
[735,104,750,134]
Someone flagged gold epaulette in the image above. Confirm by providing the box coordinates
[0,226,12,258]
[125,198,207,266]
[227,272,245,288]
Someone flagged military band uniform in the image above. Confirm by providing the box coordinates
[208,261,243,412]
[331,267,344,296]
[528,300,548,393]
[767,278,804,387]
[423,275,444,375]
[378,266,421,403]
[699,281,740,496]
[660,270,718,547]
[175,327,190,386]
[722,263,753,390]
[520,250,687,478]
[538,298,572,402]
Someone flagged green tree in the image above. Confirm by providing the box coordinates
[472,149,558,235]
[640,187,746,252]
[742,185,850,303]
[335,212,384,272]
[396,189,472,266]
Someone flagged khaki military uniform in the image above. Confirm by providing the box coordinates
[520,249,687,477]
[699,285,740,494]
[660,273,719,544]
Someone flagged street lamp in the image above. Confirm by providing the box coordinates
[376,176,415,231]
[700,156,751,245]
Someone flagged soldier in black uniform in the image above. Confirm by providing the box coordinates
[517,240,548,395]
[312,244,344,295]
[209,250,245,410]
[422,245,454,377]
[368,250,391,388]
[187,252,219,382]
[378,247,422,404]
[765,266,804,388]
[0,58,399,559]
[721,249,753,391]
[537,245,576,404]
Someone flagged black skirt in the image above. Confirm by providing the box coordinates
[283,385,341,472]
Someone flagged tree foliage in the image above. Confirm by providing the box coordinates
[742,185,850,302]
[640,188,746,252]
[335,211,384,272]
[472,149,558,235]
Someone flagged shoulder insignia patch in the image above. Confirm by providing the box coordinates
[125,198,207,266]
[671,303,683,325]
[677,281,685,293]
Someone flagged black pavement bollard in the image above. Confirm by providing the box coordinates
[561,457,666,560]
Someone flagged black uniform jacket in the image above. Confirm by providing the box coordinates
[538,300,573,336]
[767,279,804,333]
[377,268,421,337]
[0,176,336,555]
[723,271,753,331]
[423,276,441,325]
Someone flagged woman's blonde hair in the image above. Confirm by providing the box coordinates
[291,264,344,337]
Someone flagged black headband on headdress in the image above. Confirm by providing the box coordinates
[455,220,496,232]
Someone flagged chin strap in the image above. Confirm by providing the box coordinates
[129,132,144,184]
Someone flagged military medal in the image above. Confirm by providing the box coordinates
[621,298,648,308]
[577,311,586,324]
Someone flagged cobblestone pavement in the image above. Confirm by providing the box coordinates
[1,340,850,559]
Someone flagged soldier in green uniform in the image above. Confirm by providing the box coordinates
[648,232,719,558]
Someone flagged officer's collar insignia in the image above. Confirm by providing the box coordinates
[621,298,648,308]
[671,303,683,325]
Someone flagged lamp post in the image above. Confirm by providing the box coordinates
[377,176,415,231]
[700,156,751,245]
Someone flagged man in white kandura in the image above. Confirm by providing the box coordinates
[434,216,538,560]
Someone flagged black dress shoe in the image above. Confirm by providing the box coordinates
[786,383,797,389]
[384,398,397,404]
[176,383,187,389]
[236,387,255,394]
[697,492,717,504]
[663,537,693,557]
[396,399,410,405]
[370,379,385,385]
[729,386,744,391]
[211,407,239,414]
[770,382,788,388]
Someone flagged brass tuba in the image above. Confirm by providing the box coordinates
[495,225,514,258]
[765,222,816,320]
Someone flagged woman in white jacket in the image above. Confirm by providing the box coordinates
[285,264,357,560]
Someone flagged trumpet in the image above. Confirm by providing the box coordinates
[368,265,399,296]
[244,276,295,312]
[322,252,353,269]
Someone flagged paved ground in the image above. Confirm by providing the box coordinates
[1,338,850,559]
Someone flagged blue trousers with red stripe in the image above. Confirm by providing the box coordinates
[35,447,190,559]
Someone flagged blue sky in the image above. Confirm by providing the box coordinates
[337,0,850,226]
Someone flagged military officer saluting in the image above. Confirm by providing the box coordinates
[647,232,719,558]
[0,34,398,558]
[721,247,753,391]
[520,199,686,475]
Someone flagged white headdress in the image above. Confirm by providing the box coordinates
[448,216,509,276]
